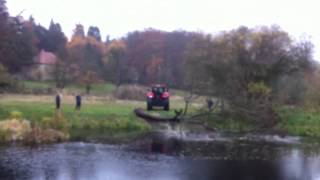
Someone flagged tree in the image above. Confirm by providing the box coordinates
[87,26,101,42]
[186,26,314,127]
[0,0,9,67]
[123,29,194,88]
[162,31,192,87]
[80,70,99,94]
[0,63,12,90]
[72,24,85,39]
[304,65,320,108]
[46,20,67,56]
[103,40,127,87]
[34,24,49,50]
[185,33,214,94]
[53,58,71,88]
[0,0,8,35]
[124,29,166,85]
[67,25,105,90]
[1,16,37,73]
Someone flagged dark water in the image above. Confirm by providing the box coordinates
[0,123,320,180]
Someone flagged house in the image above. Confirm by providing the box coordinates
[25,50,57,81]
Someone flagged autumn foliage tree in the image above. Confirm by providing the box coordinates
[66,24,105,92]
[186,26,314,127]
[0,0,9,70]
[124,29,193,87]
[103,40,127,87]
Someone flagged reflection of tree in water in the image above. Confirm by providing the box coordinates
[279,148,320,180]
[149,133,182,154]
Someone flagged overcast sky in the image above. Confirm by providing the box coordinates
[7,0,320,60]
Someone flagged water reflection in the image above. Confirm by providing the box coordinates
[280,149,320,180]
[0,140,319,180]
[0,123,319,180]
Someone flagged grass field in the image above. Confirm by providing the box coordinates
[0,97,152,141]
[203,106,320,139]
[1,92,320,141]
[0,92,194,141]
[15,81,320,140]
[23,81,117,95]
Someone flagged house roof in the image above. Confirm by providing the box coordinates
[36,50,57,65]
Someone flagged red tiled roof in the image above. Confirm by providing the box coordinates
[36,50,57,65]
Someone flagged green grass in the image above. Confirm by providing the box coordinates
[22,81,116,95]
[200,106,320,137]
[204,114,254,133]
[23,81,54,89]
[277,106,320,138]
[0,101,150,140]
[65,83,116,95]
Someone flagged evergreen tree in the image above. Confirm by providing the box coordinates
[0,0,9,66]
[72,24,85,39]
[87,26,101,42]
[47,20,67,56]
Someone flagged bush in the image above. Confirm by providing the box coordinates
[0,119,32,142]
[40,111,68,132]
[40,117,54,129]
[114,85,146,101]
[26,127,69,144]
[9,111,23,119]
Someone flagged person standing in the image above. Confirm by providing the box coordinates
[55,93,61,109]
[75,95,82,110]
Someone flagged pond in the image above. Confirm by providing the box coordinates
[0,123,319,180]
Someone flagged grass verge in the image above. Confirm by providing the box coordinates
[0,101,150,142]
[202,106,320,139]
[22,81,117,95]
[276,106,320,138]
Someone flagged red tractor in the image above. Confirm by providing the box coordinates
[146,84,170,111]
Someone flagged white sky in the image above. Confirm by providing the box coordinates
[7,0,320,60]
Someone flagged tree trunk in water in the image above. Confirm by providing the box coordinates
[221,99,225,114]
[183,101,189,116]
[134,108,181,122]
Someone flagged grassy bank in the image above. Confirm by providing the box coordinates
[4,90,319,142]
[202,106,320,139]
[276,107,320,138]
[0,101,151,142]
[204,114,255,133]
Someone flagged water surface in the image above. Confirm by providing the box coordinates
[0,123,320,180]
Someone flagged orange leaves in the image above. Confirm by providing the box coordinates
[107,40,126,51]
[67,36,106,62]
[80,70,99,85]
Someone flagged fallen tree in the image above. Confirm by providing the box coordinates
[134,108,182,122]
[134,99,220,123]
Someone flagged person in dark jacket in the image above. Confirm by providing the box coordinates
[55,94,61,109]
[75,95,82,110]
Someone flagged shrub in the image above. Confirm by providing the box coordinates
[53,111,68,132]
[114,85,146,101]
[9,111,23,119]
[0,119,32,141]
[40,117,53,129]
[40,111,68,132]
